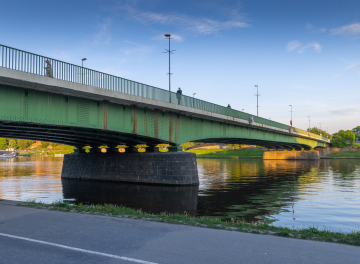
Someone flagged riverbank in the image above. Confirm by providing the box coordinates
[2,200,360,264]
[19,201,360,247]
[186,148,265,158]
[327,151,360,158]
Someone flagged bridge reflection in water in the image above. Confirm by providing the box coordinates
[61,179,199,216]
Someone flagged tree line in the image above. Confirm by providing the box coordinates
[307,127,358,148]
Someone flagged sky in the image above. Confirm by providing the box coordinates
[1,0,360,134]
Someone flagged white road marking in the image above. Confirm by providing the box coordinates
[0,232,159,264]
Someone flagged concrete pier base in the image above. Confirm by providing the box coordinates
[263,151,320,160]
[61,152,199,185]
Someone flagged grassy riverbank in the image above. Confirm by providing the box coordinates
[19,201,360,246]
[186,148,265,158]
[328,151,360,158]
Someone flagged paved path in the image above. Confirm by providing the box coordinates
[0,199,359,264]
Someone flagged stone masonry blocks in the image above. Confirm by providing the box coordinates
[61,152,199,185]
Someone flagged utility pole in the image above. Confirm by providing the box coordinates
[289,105,293,127]
[254,85,259,116]
[307,115,310,130]
[164,34,175,103]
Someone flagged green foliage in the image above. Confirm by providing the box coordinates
[332,130,355,147]
[307,127,332,139]
[8,139,17,149]
[328,151,360,157]
[17,139,34,149]
[352,126,360,140]
[41,141,48,148]
[50,142,58,147]
[0,138,8,149]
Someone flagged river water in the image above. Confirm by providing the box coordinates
[1,156,359,233]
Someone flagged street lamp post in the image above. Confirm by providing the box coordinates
[307,115,310,130]
[164,34,175,103]
[319,123,322,131]
[193,93,196,107]
[289,105,293,127]
[254,85,259,116]
[81,58,87,84]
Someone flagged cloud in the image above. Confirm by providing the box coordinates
[306,23,326,33]
[330,23,360,36]
[93,18,113,45]
[286,40,322,53]
[346,63,360,69]
[328,108,360,116]
[118,4,250,35]
[122,41,153,56]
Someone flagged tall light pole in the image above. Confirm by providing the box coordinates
[307,115,310,130]
[319,123,322,131]
[164,34,175,103]
[81,58,87,84]
[254,85,259,116]
[289,104,293,127]
[193,93,196,107]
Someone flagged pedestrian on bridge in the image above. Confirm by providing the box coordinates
[227,104,231,109]
[176,87,182,105]
[44,60,53,78]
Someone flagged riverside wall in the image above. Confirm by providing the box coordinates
[263,151,320,160]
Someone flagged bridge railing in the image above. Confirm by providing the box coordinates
[0,44,329,143]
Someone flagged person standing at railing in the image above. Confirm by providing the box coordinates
[176,87,182,105]
[44,60,53,78]
[227,104,231,109]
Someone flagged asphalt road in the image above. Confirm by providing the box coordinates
[0,199,359,264]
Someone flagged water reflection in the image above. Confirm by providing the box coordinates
[197,160,321,222]
[62,179,198,215]
[1,157,360,232]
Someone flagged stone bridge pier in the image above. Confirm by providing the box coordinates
[61,147,199,185]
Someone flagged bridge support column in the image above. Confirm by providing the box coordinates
[263,150,320,160]
[168,146,183,152]
[125,146,138,153]
[74,147,86,153]
[89,146,102,153]
[61,152,199,185]
[107,146,119,153]
[146,145,160,152]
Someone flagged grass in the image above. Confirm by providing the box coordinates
[187,148,264,158]
[18,201,360,246]
[328,151,360,157]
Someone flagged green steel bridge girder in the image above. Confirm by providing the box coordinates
[0,84,328,149]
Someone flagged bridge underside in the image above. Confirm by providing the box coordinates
[0,120,170,148]
[0,120,326,151]
[193,138,316,150]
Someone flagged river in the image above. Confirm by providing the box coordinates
[1,156,359,232]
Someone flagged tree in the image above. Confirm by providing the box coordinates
[352,126,360,140]
[0,138,8,149]
[332,130,355,147]
[8,139,17,149]
[50,142,59,148]
[307,127,332,139]
[41,141,48,148]
[17,139,28,149]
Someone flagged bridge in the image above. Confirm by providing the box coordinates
[0,44,330,185]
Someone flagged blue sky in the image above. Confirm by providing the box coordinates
[2,0,360,134]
